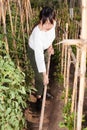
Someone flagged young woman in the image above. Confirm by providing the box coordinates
[28,6,56,109]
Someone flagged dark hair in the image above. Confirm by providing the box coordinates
[39,6,55,25]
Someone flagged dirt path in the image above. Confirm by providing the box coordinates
[25,80,67,130]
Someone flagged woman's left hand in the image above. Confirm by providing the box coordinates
[47,45,54,55]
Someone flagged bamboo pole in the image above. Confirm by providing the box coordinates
[25,0,30,35]
[7,0,20,67]
[77,45,86,130]
[61,23,68,74]
[77,0,87,129]
[18,0,25,44]
[71,47,80,113]
[61,33,65,74]
[63,23,69,88]
[0,2,2,24]
[71,47,80,130]
[64,45,68,88]
[7,0,14,34]
[65,46,71,104]
[27,0,32,17]
[61,43,64,74]
[65,23,68,39]
[1,0,9,53]
[18,0,29,71]
[14,3,18,33]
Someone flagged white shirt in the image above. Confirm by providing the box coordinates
[29,21,56,73]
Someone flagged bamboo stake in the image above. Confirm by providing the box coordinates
[18,0,25,44]
[71,47,80,130]
[0,2,2,24]
[61,33,65,74]
[1,0,9,53]
[74,87,77,130]
[7,0,14,33]
[27,0,32,17]
[59,21,68,73]
[71,47,80,113]
[61,23,68,74]
[77,45,86,130]
[61,43,64,74]
[65,47,71,104]
[64,45,68,88]
[7,0,20,67]
[77,0,87,129]
[3,0,8,21]
[14,3,18,33]
[25,0,30,35]
[18,0,29,71]
[65,23,68,39]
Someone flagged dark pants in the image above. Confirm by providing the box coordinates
[28,46,48,96]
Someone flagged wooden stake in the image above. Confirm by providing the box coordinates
[18,0,28,70]
[71,47,80,130]
[24,0,30,36]
[14,3,18,33]
[1,0,9,53]
[71,47,80,113]
[64,45,68,88]
[77,0,87,129]
[77,45,86,130]
[65,46,71,104]
[7,0,20,67]
[61,43,64,74]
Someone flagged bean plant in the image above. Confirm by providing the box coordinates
[0,40,33,130]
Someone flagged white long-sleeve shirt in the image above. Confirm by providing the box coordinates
[29,21,56,73]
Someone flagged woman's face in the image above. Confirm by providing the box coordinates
[42,19,54,31]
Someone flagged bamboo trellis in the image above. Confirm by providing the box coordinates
[58,39,87,130]
[0,0,32,68]
[57,0,87,129]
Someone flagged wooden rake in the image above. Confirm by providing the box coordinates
[39,54,51,130]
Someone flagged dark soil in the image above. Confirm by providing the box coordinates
[24,56,68,130]
[24,61,87,130]
[24,79,68,130]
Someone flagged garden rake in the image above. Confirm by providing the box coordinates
[39,54,51,130]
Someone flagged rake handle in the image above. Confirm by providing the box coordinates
[39,54,51,130]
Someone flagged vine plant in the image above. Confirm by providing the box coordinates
[0,40,33,130]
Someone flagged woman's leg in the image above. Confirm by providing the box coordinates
[27,46,44,97]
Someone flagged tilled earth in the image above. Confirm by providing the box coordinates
[24,62,87,130]
[25,81,67,130]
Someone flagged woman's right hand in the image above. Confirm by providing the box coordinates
[43,72,49,85]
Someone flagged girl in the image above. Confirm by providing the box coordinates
[28,6,56,110]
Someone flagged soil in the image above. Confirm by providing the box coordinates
[24,60,87,130]
[24,58,87,130]
[25,78,67,130]
[24,56,68,130]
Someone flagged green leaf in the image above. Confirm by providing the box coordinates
[0,104,4,111]
[5,108,11,116]
[18,87,26,94]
